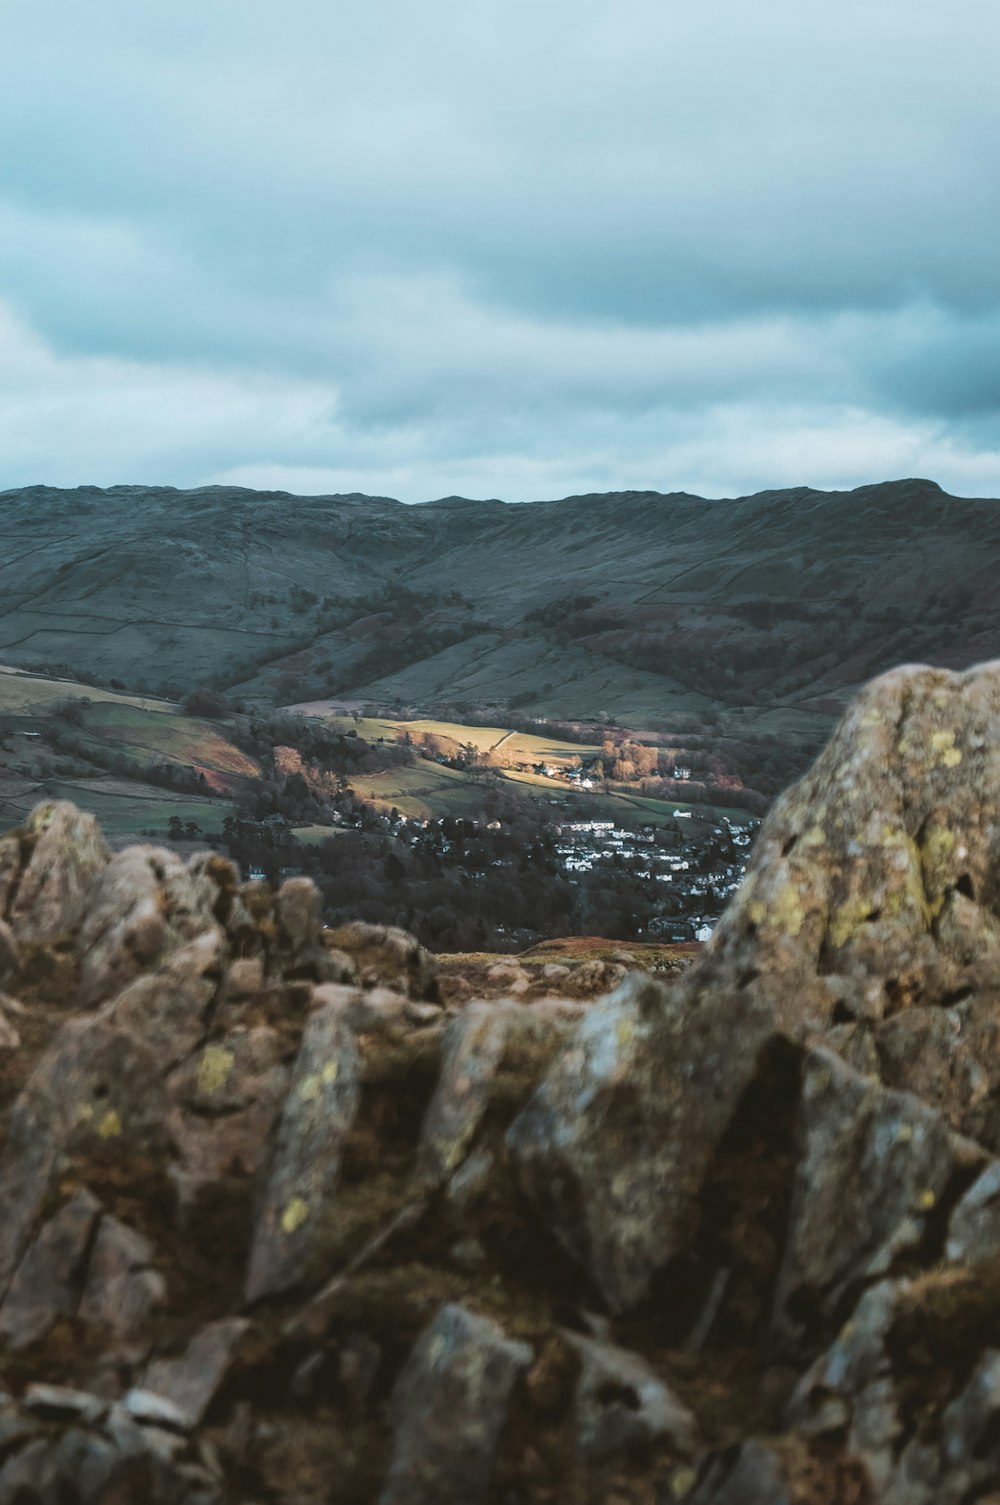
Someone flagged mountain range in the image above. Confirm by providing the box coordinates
[1,478,996,762]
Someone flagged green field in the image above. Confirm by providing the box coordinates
[74,703,259,790]
[0,667,172,715]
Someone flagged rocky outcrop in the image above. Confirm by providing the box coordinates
[4,660,1000,1500]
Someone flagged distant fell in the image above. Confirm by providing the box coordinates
[0,479,996,754]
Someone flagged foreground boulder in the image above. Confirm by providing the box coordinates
[3,659,1000,1500]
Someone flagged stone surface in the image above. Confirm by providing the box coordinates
[566,1329,699,1463]
[76,843,223,1007]
[0,1189,102,1350]
[380,1302,532,1505]
[144,1318,251,1427]
[325,919,439,999]
[508,971,776,1311]
[772,1046,986,1355]
[244,998,361,1301]
[6,800,109,943]
[79,1215,165,1340]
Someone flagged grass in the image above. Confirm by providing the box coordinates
[299,710,599,768]
[0,667,172,715]
[76,703,259,790]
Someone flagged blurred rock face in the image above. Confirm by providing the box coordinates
[2,659,1000,1502]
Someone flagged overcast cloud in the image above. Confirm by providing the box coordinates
[1,0,998,501]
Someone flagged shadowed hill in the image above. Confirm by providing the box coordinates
[1,480,997,746]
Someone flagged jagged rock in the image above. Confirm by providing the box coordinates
[873,993,1000,1152]
[168,1026,288,1185]
[144,1318,251,1428]
[0,1010,19,1051]
[0,1016,166,1293]
[76,844,223,1007]
[417,1000,565,1188]
[0,918,20,983]
[326,920,438,999]
[124,1388,192,1430]
[245,999,361,1301]
[772,1048,987,1356]
[508,972,776,1311]
[0,833,20,915]
[275,876,322,952]
[78,1215,165,1341]
[0,1188,102,1350]
[379,1302,532,1505]
[684,1440,793,1504]
[103,928,226,1071]
[945,1158,1000,1265]
[565,1329,698,1463]
[23,1383,107,1423]
[6,801,109,943]
[787,1277,906,1490]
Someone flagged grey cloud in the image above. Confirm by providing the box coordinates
[0,0,997,498]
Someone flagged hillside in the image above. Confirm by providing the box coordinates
[1,481,997,765]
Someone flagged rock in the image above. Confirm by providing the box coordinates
[167,1026,288,1185]
[0,918,20,983]
[76,843,223,1007]
[79,1215,165,1340]
[124,1388,193,1431]
[379,1302,532,1505]
[222,956,264,999]
[102,927,227,1071]
[683,1440,793,1504]
[508,972,776,1311]
[772,1048,987,1356]
[275,876,322,951]
[144,1318,251,1427]
[565,1330,698,1463]
[417,1001,515,1184]
[706,662,1000,1041]
[6,801,109,943]
[0,1189,102,1350]
[325,920,438,999]
[0,1010,19,1051]
[23,1383,107,1424]
[0,1016,166,1294]
[945,1159,1000,1265]
[244,999,361,1301]
[0,833,20,915]
[787,1277,907,1491]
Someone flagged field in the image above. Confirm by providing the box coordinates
[72,703,260,791]
[293,708,599,768]
[0,666,171,714]
[0,772,232,843]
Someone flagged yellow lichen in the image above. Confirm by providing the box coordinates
[829,895,874,949]
[196,1044,235,1096]
[895,1123,913,1144]
[616,1017,636,1049]
[801,825,826,849]
[281,1197,310,1234]
[931,730,963,768]
[918,1189,936,1211]
[671,1467,697,1499]
[299,1059,340,1103]
[769,881,806,937]
[97,1109,122,1139]
[77,1103,95,1124]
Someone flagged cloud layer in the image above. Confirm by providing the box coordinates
[1,0,998,500]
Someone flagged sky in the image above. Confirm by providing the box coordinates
[1,0,999,502]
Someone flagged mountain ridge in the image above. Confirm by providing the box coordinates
[1,479,997,768]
